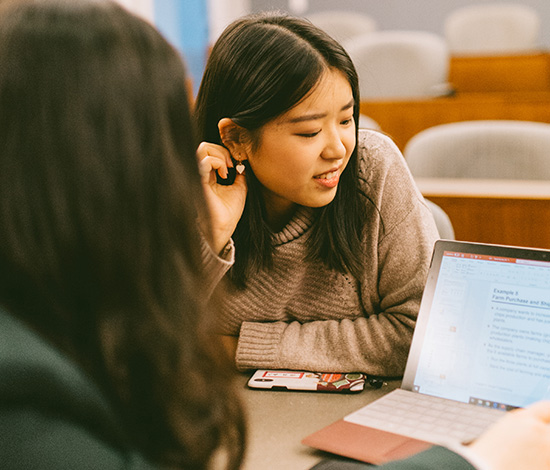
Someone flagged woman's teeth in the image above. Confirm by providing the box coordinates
[314,170,338,180]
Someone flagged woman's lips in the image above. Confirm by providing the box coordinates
[313,169,340,188]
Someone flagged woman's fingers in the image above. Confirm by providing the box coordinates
[196,141,248,254]
[199,155,227,181]
[520,400,550,423]
[196,142,234,179]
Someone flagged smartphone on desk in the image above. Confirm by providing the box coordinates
[247,370,384,393]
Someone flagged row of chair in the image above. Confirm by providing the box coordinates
[360,117,550,182]
[308,3,544,100]
[404,120,550,181]
[344,31,451,100]
[306,7,549,242]
[370,119,550,241]
[308,3,542,55]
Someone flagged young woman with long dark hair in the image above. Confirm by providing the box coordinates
[195,13,439,375]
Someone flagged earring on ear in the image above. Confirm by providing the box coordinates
[235,158,246,175]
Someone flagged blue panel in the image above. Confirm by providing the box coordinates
[154,0,209,95]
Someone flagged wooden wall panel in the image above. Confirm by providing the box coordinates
[417,178,550,249]
[449,53,550,93]
[361,92,550,150]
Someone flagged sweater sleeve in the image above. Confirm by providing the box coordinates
[236,203,436,374]
[235,131,439,375]
[200,236,235,297]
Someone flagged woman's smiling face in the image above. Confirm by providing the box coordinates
[244,68,356,229]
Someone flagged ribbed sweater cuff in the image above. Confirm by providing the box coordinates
[236,322,286,371]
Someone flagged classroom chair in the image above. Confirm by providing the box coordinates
[404,120,550,180]
[307,10,377,45]
[344,30,451,100]
[358,114,381,131]
[425,199,455,240]
[444,3,541,55]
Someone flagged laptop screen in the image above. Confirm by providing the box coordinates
[402,240,550,410]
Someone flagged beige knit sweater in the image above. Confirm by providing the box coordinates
[206,129,439,376]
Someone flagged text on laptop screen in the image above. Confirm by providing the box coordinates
[413,250,550,409]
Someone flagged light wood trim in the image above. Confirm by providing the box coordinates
[449,52,550,93]
[416,178,550,199]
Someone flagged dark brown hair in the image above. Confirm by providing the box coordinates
[0,0,244,468]
[195,13,367,287]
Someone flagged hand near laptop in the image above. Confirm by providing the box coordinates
[312,401,550,470]
[467,400,550,470]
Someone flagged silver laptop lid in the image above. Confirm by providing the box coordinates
[402,240,550,410]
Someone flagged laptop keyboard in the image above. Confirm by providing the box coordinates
[344,389,505,445]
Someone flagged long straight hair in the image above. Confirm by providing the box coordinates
[195,13,367,287]
[0,1,244,468]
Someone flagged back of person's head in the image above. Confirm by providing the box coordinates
[196,12,359,146]
[0,0,243,467]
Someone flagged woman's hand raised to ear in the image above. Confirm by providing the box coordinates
[197,142,247,255]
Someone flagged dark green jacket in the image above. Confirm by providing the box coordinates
[0,307,476,470]
[0,309,156,469]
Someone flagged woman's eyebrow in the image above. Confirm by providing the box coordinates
[341,99,354,111]
[285,99,355,124]
[287,112,327,124]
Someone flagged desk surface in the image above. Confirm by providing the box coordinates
[237,374,399,470]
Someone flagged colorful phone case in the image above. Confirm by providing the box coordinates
[247,370,367,393]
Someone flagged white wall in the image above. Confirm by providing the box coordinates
[207,0,251,43]
[114,0,155,22]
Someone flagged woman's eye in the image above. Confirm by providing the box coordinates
[297,131,320,138]
[341,118,353,126]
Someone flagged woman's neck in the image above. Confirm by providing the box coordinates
[264,199,298,233]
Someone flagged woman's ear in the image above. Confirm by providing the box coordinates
[218,118,249,158]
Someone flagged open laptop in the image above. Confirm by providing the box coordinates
[303,239,550,464]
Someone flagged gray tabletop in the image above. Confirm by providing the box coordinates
[237,373,400,470]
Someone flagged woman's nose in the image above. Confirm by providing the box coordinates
[321,131,347,160]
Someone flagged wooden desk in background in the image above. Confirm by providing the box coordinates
[449,52,550,93]
[361,91,550,150]
[416,178,550,250]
